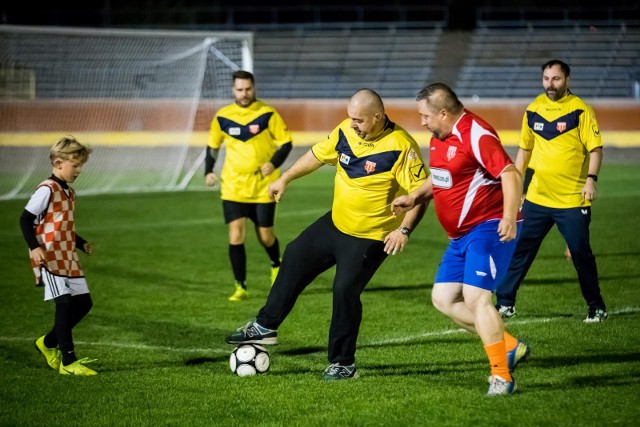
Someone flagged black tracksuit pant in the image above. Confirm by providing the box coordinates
[496,200,606,310]
[257,211,387,365]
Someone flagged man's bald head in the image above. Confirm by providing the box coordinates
[347,89,386,141]
[349,88,385,116]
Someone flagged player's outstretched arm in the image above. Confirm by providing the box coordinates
[384,200,428,255]
[391,176,433,216]
[268,179,286,202]
[268,149,323,202]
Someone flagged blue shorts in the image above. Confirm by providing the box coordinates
[435,220,522,291]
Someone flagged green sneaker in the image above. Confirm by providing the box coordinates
[35,336,61,371]
[59,358,98,376]
[228,283,248,302]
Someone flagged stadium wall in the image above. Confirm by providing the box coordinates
[1,99,638,147]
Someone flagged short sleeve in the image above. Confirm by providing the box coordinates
[478,133,514,179]
[395,139,428,193]
[579,104,603,152]
[268,110,293,147]
[25,186,51,216]
[310,127,340,166]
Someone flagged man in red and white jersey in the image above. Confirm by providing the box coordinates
[392,83,529,396]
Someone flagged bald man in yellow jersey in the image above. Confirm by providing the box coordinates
[496,60,607,323]
[205,70,292,302]
[226,89,429,380]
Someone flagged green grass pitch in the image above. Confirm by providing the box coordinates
[1,163,639,426]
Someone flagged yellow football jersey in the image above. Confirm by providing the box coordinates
[520,93,602,208]
[312,117,428,241]
[209,100,292,203]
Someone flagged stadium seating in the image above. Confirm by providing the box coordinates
[455,25,640,98]
[252,23,639,99]
[254,26,443,99]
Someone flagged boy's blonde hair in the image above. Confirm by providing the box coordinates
[50,136,92,165]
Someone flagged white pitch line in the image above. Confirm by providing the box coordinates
[365,318,553,346]
[0,336,228,355]
[365,306,640,346]
[2,307,638,354]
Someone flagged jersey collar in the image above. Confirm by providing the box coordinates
[50,174,69,190]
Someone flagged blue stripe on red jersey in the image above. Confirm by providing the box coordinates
[527,109,583,141]
[218,112,274,142]
[335,129,400,178]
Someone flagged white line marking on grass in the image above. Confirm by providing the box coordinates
[2,307,637,354]
[73,340,231,355]
[367,328,467,346]
[367,317,555,346]
[364,306,640,346]
[606,306,640,315]
[0,336,228,355]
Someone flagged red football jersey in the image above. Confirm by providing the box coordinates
[429,109,516,239]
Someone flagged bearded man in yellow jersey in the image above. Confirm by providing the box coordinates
[205,71,293,302]
[496,60,607,323]
[226,89,429,380]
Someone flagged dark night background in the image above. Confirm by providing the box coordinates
[2,1,639,30]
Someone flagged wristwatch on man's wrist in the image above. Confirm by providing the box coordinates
[399,227,412,236]
[587,174,598,182]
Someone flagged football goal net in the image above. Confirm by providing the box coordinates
[0,25,253,200]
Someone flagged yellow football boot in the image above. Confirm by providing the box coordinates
[228,283,248,302]
[59,358,98,376]
[35,336,61,371]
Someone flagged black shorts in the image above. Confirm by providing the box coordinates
[222,200,277,227]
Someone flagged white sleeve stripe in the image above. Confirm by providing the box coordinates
[457,168,484,229]
[470,119,500,170]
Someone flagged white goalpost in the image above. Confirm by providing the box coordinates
[0,25,253,200]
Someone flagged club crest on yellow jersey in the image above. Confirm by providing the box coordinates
[364,160,376,174]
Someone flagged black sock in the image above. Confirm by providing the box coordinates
[229,244,246,286]
[265,239,281,267]
[53,294,77,365]
[62,350,77,366]
[43,331,57,349]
